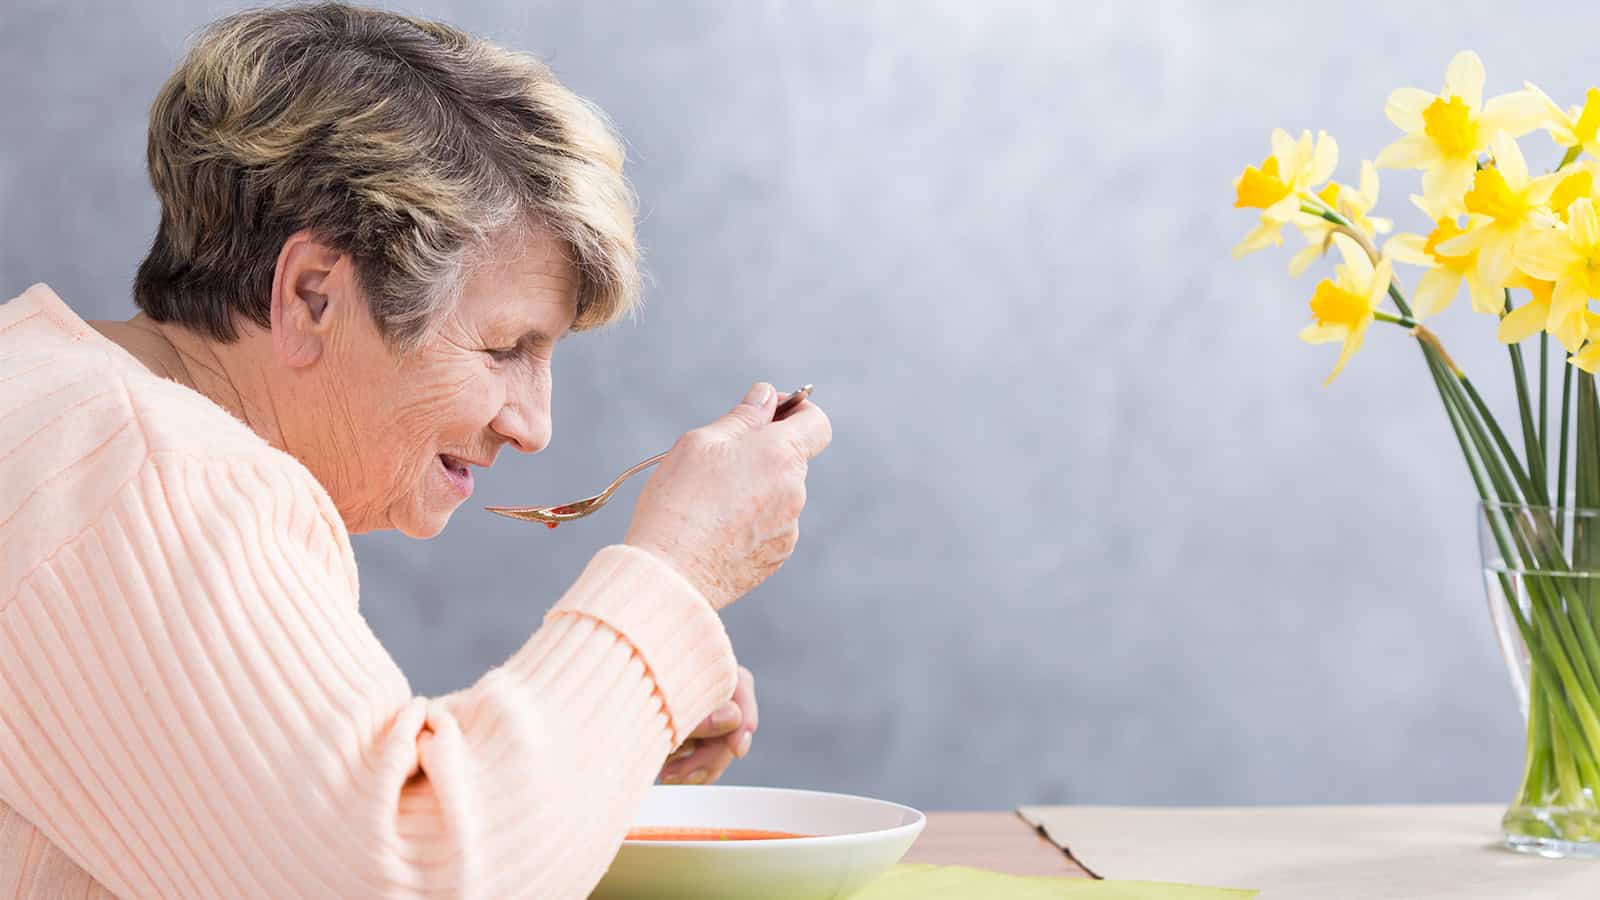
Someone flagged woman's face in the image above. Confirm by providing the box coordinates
[294,228,579,537]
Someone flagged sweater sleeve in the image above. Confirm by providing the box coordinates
[0,452,738,899]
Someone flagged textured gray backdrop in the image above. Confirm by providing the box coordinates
[8,0,1600,811]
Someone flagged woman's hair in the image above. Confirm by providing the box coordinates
[134,2,639,350]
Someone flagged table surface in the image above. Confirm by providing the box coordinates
[904,811,1090,878]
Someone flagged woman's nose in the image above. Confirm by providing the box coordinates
[491,400,552,454]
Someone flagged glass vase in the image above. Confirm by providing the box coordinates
[1480,501,1600,858]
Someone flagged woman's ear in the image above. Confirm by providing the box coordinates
[270,229,345,369]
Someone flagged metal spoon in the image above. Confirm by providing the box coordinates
[485,385,814,527]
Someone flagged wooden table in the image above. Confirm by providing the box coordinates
[902,811,1091,878]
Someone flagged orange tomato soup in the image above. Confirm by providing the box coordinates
[625,827,810,841]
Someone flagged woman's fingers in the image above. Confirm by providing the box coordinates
[660,739,736,784]
[727,666,758,759]
[688,701,743,740]
[661,667,758,784]
[772,401,832,461]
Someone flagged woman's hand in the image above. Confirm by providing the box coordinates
[625,382,832,610]
[660,666,758,784]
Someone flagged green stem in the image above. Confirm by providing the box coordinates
[1560,145,1584,170]
[1425,349,1600,775]
[1506,292,1550,501]
[1559,361,1574,536]
[1460,376,1537,505]
[1541,333,1550,478]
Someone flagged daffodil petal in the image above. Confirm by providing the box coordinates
[1526,172,1562,207]
[1329,232,1371,278]
[1263,193,1302,222]
[1290,130,1314,175]
[1553,275,1592,320]
[1325,321,1369,385]
[1553,297,1591,353]
[1375,134,1435,169]
[1385,88,1435,133]
[1518,229,1583,280]
[1489,131,1529,184]
[1310,131,1339,186]
[1482,90,1554,139]
[1572,197,1600,249]
[1476,231,1518,291]
[1445,50,1485,111]
[1435,228,1487,257]
[1500,298,1551,343]
[1414,268,1463,318]
[1384,233,1435,266]
[1300,323,1345,345]
[1358,161,1381,206]
[1571,341,1600,373]
[1232,220,1282,258]
[1422,159,1477,218]
[1270,128,1295,168]
[1467,270,1506,315]
[1288,243,1323,277]
[1408,192,1455,223]
[1524,81,1575,143]
[1367,258,1395,306]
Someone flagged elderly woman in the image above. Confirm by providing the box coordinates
[0,4,830,898]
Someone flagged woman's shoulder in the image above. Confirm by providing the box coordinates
[0,286,285,469]
[0,286,345,601]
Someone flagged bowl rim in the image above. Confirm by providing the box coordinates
[622,784,927,848]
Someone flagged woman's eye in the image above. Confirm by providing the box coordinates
[486,345,523,363]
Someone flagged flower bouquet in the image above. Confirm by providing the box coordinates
[1233,51,1600,858]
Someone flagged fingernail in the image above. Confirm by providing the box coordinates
[685,769,709,785]
[742,383,773,407]
[711,703,740,729]
[668,744,695,763]
[735,731,753,759]
[661,773,681,784]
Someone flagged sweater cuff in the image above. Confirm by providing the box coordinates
[542,544,738,745]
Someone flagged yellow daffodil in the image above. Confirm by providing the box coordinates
[1375,51,1548,219]
[1383,204,1502,318]
[1548,162,1599,222]
[1288,161,1393,277]
[1300,233,1394,384]
[1572,311,1600,371]
[1233,129,1338,258]
[1496,272,1577,347]
[1433,132,1561,290]
[1527,83,1600,159]
[1516,196,1600,353]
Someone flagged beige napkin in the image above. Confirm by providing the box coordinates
[1016,805,1600,899]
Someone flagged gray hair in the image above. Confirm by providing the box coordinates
[133,2,640,350]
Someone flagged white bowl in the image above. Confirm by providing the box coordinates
[590,785,926,900]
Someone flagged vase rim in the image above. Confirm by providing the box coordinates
[1480,500,1600,512]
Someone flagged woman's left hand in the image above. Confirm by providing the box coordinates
[661,666,757,784]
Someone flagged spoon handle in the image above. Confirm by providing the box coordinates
[487,384,815,523]
[597,386,811,499]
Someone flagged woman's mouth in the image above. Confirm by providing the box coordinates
[438,454,475,497]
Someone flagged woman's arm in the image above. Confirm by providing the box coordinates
[0,452,736,899]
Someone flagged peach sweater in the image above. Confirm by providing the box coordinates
[0,283,739,899]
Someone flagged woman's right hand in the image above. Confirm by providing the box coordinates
[624,382,832,610]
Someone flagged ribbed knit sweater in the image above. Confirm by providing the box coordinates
[0,283,739,898]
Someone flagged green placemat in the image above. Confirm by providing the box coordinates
[852,864,1257,899]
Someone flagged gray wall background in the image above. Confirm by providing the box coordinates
[7,0,1599,811]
